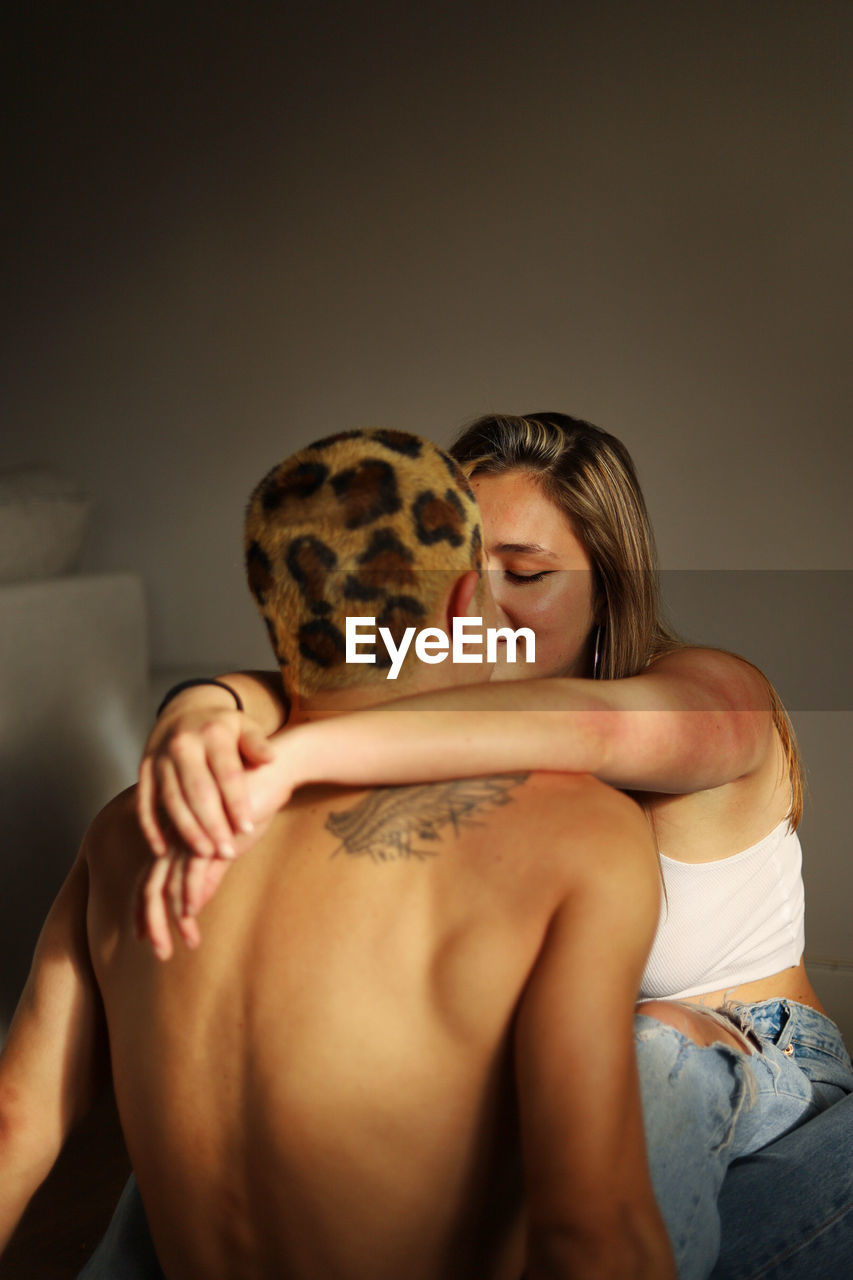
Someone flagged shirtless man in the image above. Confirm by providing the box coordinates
[0,430,672,1278]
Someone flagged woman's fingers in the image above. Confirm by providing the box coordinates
[183,856,222,917]
[239,724,276,767]
[164,858,201,949]
[204,724,261,839]
[136,857,174,961]
[134,708,278,925]
[166,855,186,931]
[176,913,202,949]
[182,855,207,918]
[137,756,169,856]
[139,712,273,858]
[180,856,207,921]
[135,852,203,956]
[135,845,231,957]
[153,753,221,858]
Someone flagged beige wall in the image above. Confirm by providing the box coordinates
[3,3,851,1030]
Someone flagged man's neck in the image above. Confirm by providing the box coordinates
[283,673,423,726]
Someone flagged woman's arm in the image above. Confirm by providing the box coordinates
[136,647,775,953]
[273,647,773,797]
[137,670,285,856]
[139,647,774,860]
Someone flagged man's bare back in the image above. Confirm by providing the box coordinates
[85,768,663,1280]
[2,431,674,1276]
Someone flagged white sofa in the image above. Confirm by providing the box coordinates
[0,573,149,1036]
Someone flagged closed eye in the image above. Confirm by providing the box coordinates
[504,570,551,584]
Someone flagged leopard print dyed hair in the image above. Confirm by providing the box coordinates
[245,429,483,697]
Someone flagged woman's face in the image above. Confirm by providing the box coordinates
[471,469,598,681]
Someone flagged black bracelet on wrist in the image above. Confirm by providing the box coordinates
[155,678,245,718]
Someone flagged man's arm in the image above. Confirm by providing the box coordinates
[514,787,675,1279]
[0,854,108,1252]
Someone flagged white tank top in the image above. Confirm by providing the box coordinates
[639,818,805,1001]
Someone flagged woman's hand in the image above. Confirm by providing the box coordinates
[135,733,304,957]
[137,706,275,859]
[135,850,232,959]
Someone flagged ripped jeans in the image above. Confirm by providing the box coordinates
[636,998,853,1280]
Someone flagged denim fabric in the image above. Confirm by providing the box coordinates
[76,1176,165,1280]
[713,1091,853,1279]
[636,999,853,1280]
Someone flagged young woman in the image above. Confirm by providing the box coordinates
[134,412,852,1279]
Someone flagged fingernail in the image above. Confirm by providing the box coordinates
[239,818,254,834]
[218,841,235,859]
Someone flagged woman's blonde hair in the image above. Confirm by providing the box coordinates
[450,411,803,824]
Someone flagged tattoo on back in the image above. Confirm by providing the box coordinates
[325,774,530,863]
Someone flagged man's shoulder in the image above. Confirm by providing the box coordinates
[85,784,138,838]
[307,773,638,873]
[493,772,653,882]
[82,785,144,875]
[509,770,643,828]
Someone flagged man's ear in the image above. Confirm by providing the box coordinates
[444,570,481,631]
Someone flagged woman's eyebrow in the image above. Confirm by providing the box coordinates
[491,542,558,557]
